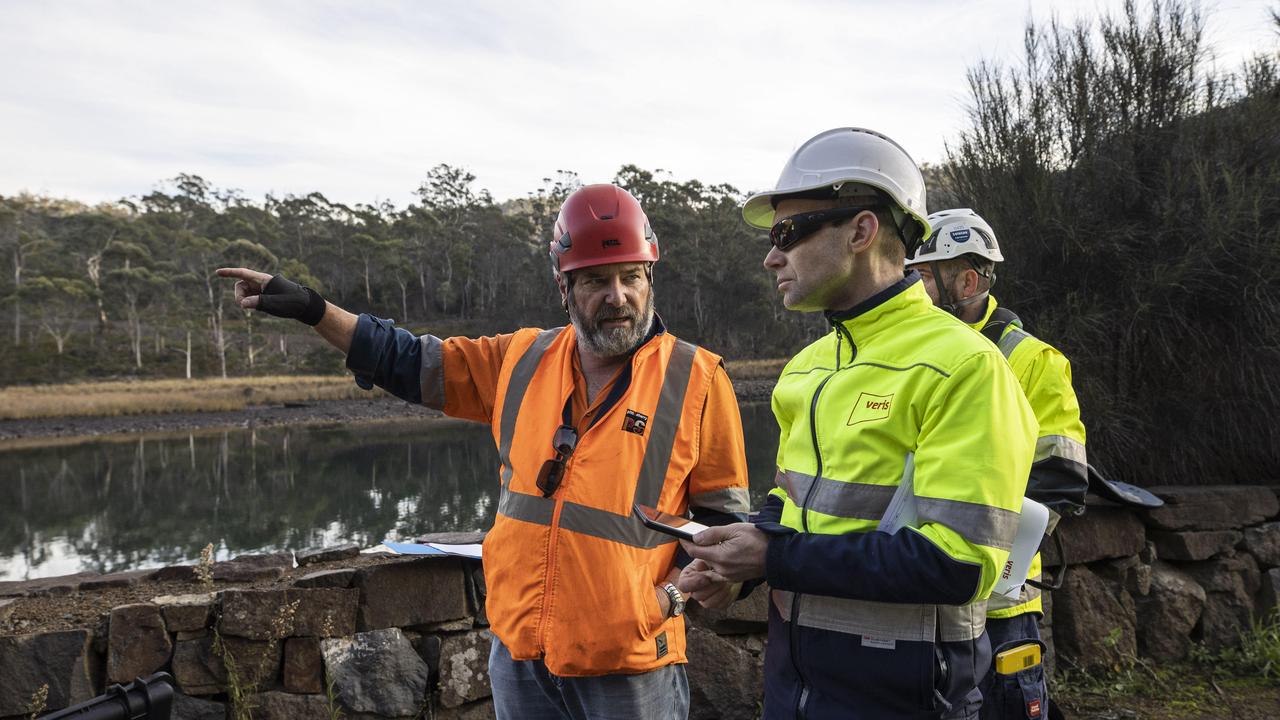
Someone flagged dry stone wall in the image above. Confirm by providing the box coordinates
[2,487,1279,718]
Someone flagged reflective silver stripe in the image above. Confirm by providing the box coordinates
[498,328,564,488]
[495,333,700,550]
[632,339,697,508]
[690,487,751,516]
[771,590,988,643]
[938,601,988,642]
[559,502,677,549]
[777,469,897,521]
[917,497,1021,551]
[418,334,446,410]
[997,327,1030,359]
[497,487,555,526]
[1035,435,1086,466]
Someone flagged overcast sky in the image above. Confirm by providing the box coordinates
[1,0,1273,208]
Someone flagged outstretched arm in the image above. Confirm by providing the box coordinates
[216,267,358,353]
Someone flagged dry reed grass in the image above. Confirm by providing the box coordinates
[725,358,789,380]
[0,376,366,420]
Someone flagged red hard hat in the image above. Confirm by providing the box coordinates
[550,184,659,273]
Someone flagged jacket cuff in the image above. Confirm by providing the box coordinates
[345,314,381,390]
[764,532,798,590]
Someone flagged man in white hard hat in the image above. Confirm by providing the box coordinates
[677,128,1038,719]
[907,209,1090,720]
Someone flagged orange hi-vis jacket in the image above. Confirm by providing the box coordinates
[346,314,750,677]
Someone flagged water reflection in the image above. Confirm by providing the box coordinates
[0,403,780,581]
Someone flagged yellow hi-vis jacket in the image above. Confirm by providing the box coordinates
[970,296,1088,619]
[755,275,1038,717]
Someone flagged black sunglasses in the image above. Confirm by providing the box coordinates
[769,205,884,252]
[536,425,578,497]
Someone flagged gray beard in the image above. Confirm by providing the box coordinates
[568,290,656,358]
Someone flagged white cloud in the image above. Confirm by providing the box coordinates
[0,0,1273,207]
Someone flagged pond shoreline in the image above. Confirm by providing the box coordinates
[0,379,776,446]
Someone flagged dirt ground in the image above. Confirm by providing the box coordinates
[1056,678,1280,719]
[0,380,777,447]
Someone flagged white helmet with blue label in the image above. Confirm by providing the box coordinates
[905,208,1003,266]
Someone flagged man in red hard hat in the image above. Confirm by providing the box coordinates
[218,183,750,719]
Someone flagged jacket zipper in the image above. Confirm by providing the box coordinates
[789,322,856,718]
[536,490,566,655]
[536,391,578,656]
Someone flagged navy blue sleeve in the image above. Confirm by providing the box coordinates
[765,527,982,605]
[751,493,792,536]
[345,314,424,404]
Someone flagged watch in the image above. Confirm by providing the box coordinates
[661,582,686,618]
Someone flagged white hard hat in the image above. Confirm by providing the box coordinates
[906,208,1004,267]
[743,127,931,254]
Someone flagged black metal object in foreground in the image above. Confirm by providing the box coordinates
[41,672,174,719]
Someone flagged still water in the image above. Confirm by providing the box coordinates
[0,404,781,581]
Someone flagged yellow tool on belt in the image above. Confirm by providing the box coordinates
[995,643,1042,675]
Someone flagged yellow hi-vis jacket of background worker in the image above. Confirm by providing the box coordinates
[754,274,1038,717]
[970,296,1088,619]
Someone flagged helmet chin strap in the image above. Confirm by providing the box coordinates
[930,260,988,318]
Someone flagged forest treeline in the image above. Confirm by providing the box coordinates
[1,0,1277,486]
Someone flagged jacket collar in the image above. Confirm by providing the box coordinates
[968,295,999,332]
[823,271,935,346]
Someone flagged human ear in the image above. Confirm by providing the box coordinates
[847,211,880,255]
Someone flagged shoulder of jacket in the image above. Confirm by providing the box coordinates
[1005,327,1070,370]
[896,310,1006,375]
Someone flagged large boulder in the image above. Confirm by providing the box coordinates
[1144,486,1280,532]
[296,543,360,567]
[171,637,225,695]
[322,628,431,717]
[1185,552,1262,651]
[170,692,228,720]
[209,552,292,583]
[219,588,358,640]
[1243,522,1280,568]
[1134,562,1206,662]
[0,630,97,715]
[153,593,216,633]
[354,557,469,630]
[1043,507,1146,567]
[247,691,330,719]
[438,630,493,708]
[1259,568,1280,619]
[1150,530,1242,561]
[283,637,324,694]
[1050,564,1137,671]
[108,603,172,683]
[686,626,765,720]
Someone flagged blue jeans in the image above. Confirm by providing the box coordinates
[979,614,1047,720]
[489,636,690,720]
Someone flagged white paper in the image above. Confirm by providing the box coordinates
[876,453,917,535]
[426,542,484,560]
[992,498,1050,600]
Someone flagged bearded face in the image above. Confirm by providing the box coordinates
[563,263,656,358]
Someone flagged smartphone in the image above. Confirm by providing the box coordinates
[994,643,1042,675]
[633,504,709,541]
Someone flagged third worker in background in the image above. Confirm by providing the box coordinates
[907,208,1090,720]
[678,127,1039,719]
